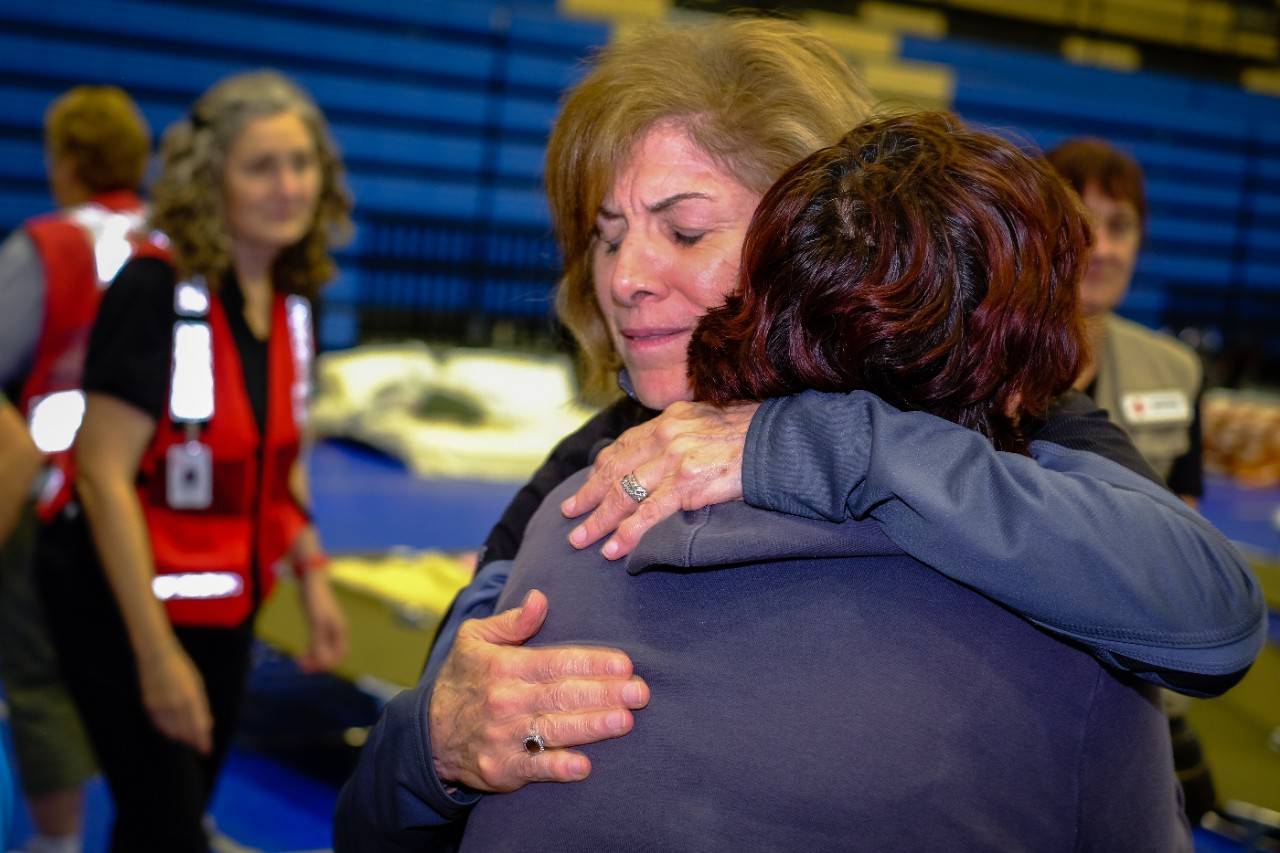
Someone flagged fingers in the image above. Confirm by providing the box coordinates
[464,588,550,647]
[561,427,653,519]
[191,695,213,755]
[533,676,650,715]
[508,643,635,682]
[564,401,757,558]
[429,633,648,792]
[519,749,592,783]
[328,619,349,666]
[315,613,348,670]
[298,607,346,673]
[481,705,635,788]
[176,690,213,755]
[141,647,214,755]
[600,485,685,560]
[568,466,650,550]
[561,454,616,520]
[511,700,642,783]
[535,707,636,749]
[299,638,327,674]
[298,630,343,673]
[150,692,213,755]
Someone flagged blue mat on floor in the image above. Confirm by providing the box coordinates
[1200,474,1280,561]
[310,439,519,554]
[0,742,338,852]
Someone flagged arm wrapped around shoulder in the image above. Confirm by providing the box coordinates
[744,387,1265,697]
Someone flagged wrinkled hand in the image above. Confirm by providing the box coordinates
[139,642,213,755]
[561,400,758,559]
[298,571,348,673]
[429,589,649,793]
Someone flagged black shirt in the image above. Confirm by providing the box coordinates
[476,395,657,568]
[84,256,269,433]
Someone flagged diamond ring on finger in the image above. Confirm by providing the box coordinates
[620,472,649,504]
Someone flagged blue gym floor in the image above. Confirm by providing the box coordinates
[3,439,1276,850]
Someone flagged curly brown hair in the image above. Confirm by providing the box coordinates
[150,70,352,297]
[690,112,1091,453]
[44,86,150,193]
[545,17,875,401]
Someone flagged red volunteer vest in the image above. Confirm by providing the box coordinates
[132,249,311,627]
[20,191,147,518]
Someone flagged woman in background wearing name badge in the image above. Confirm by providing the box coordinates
[37,70,350,852]
[1047,139,1204,506]
[1047,138,1216,824]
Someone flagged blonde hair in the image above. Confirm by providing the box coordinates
[547,17,876,400]
[44,86,150,193]
[150,70,353,297]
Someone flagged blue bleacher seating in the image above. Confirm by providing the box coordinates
[0,1,1274,350]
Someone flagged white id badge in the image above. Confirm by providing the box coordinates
[166,441,213,510]
[1120,390,1190,425]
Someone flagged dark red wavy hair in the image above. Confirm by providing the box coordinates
[689,111,1091,453]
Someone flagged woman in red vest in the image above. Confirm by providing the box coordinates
[37,70,351,852]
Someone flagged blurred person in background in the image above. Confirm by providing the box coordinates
[35,70,350,852]
[1047,138,1203,505]
[1048,137,1216,825]
[336,19,1261,847]
[0,399,40,541]
[0,84,151,853]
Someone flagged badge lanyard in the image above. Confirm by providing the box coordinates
[167,278,215,510]
[163,282,314,510]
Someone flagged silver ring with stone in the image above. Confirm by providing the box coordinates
[522,726,546,755]
[620,472,649,504]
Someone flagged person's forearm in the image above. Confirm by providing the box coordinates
[286,456,326,567]
[744,389,1265,692]
[289,450,313,516]
[77,466,177,661]
[0,402,40,540]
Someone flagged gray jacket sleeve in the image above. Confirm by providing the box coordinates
[743,389,1264,696]
[0,231,45,389]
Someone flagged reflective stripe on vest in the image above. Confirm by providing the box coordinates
[152,572,244,602]
[26,389,86,453]
[169,278,215,424]
[175,278,210,317]
[21,202,147,455]
[285,295,313,428]
[167,284,313,426]
[66,204,147,286]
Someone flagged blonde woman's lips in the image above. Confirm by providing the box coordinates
[620,326,691,351]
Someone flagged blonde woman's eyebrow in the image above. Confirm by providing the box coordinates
[648,192,712,212]
[598,192,714,219]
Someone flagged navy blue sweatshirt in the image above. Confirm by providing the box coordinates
[460,470,1191,852]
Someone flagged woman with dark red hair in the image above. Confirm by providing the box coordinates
[691,111,1086,450]
[361,112,1195,850]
